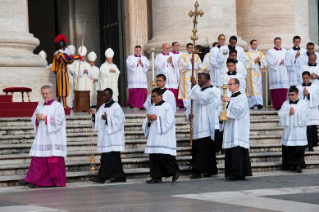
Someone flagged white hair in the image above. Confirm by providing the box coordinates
[41,85,53,93]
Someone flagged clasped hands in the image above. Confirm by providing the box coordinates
[90,109,107,120]
[289,107,295,115]
[36,113,46,120]
[147,114,157,122]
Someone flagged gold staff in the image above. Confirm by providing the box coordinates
[188,1,204,146]
[219,50,229,121]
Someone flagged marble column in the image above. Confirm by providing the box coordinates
[144,0,247,53]
[0,0,53,102]
[236,0,316,51]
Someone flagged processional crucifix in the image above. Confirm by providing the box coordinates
[188,1,204,146]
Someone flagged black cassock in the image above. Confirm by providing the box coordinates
[224,146,252,178]
[149,154,179,179]
[97,152,126,180]
[307,125,318,149]
[282,145,306,169]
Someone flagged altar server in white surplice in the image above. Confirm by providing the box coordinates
[279,86,309,173]
[224,59,246,95]
[144,74,176,112]
[178,43,203,109]
[87,51,100,106]
[210,34,226,87]
[284,36,306,86]
[297,71,319,151]
[22,85,67,188]
[126,45,150,109]
[218,36,249,65]
[267,37,289,110]
[221,78,252,181]
[99,48,120,102]
[299,53,319,86]
[156,43,179,102]
[228,49,247,78]
[171,41,184,107]
[89,88,126,184]
[143,88,179,184]
[186,72,218,179]
[296,42,319,68]
[246,39,268,109]
[73,46,92,92]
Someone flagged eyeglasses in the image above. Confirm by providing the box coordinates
[156,80,164,82]
[41,92,51,96]
[151,95,159,99]
[288,94,295,96]
[227,83,238,86]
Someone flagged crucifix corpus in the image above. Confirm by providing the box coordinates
[188,1,204,146]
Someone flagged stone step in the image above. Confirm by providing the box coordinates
[2,159,319,187]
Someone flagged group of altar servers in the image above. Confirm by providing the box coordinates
[20,33,319,188]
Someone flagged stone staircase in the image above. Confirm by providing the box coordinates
[0,110,318,186]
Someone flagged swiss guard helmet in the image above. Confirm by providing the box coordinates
[54,34,67,49]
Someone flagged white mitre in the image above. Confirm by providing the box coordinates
[67,45,76,55]
[38,50,47,59]
[105,48,114,58]
[88,51,97,62]
[78,46,87,56]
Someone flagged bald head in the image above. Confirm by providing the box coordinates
[162,43,170,53]
[308,53,317,65]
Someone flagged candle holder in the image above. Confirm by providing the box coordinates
[151,47,156,90]
[220,50,229,121]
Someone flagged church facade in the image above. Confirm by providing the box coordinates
[0,0,318,105]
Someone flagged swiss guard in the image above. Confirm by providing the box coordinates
[51,34,81,108]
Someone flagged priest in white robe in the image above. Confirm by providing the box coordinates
[209,34,226,87]
[156,43,179,106]
[144,74,176,112]
[171,41,184,107]
[246,40,268,109]
[88,51,100,106]
[297,71,319,151]
[224,59,246,95]
[299,53,319,86]
[21,85,67,188]
[126,45,150,109]
[228,49,247,78]
[143,88,179,183]
[279,86,309,173]
[284,36,306,86]
[218,36,249,65]
[221,78,252,181]
[99,48,120,102]
[73,46,93,93]
[178,43,203,109]
[296,42,319,68]
[66,45,76,107]
[89,88,126,183]
[186,72,218,179]
[267,37,289,110]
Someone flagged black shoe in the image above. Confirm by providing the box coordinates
[110,178,126,183]
[89,177,105,183]
[179,106,184,109]
[308,147,314,151]
[190,174,201,179]
[290,166,296,171]
[203,173,213,178]
[146,178,162,183]
[238,176,246,180]
[28,184,36,188]
[296,166,302,173]
[226,175,239,181]
[19,180,29,185]
[129,106,133,109]
[139,108,145,110]
[257,105,264,109]
[172,172,179,182]
[250,107,255,109]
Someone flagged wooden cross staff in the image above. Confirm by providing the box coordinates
[188,1,204,146]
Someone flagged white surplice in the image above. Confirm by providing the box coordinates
[246,49,268,107]
[236,60,248,78]
[296,52,319,67]
[297,83,319,125]
[99,62,120,101]
[142,101,176,156]
[209,46,223,86]
[88,65,100,106]
[30,101,67,157]
[278,100,309,146]
[92,101,125,153]
[222,93,250,149]
[218,45,249,64]
[202,53,212,77]
[171,51,182,86]
[73,61,92,92]
[185,84,216,140]
[126,55,150,89]
[284,47,306,86]
[224,72,246,96]
[267,48,289,89]
[156,53,179,89]
[143,88,176,112]
[299,64,319,85]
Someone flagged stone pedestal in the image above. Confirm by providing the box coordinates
[237,0,315,51]
[144,0,247,53]
[0,0,47,67]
